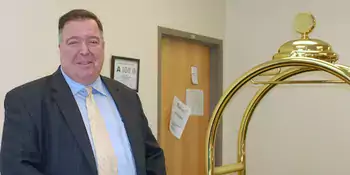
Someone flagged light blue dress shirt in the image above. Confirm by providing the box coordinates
[60,68,137,175]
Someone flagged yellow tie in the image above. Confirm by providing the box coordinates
[85,87,118,175]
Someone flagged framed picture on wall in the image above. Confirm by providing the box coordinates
[111,55,140,92]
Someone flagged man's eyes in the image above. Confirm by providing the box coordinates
[66,39,100,45]
[67,40,79,45]
[89,40,99,44]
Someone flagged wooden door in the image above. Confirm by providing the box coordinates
[160,35,211,175]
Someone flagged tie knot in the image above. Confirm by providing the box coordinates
[86,86,93,95]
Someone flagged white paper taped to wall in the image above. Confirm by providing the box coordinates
[169,96,191,139]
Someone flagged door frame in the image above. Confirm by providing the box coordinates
[157,26,223,166]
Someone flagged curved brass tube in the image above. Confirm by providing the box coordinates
[209,67,317,175]
[205,57,350,175]
[237,67,317,175]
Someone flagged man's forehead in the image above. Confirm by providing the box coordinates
[62,19,100,32]
[61,21,101,37]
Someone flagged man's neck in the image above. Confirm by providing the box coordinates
[60,66,99,86]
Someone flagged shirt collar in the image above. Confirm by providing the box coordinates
[60,66,107,96]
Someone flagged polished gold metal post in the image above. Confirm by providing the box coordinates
[205,12,350,175]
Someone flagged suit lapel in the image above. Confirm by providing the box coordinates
[102,77,144,174]
[50,69,97,174]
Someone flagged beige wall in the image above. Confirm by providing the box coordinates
[0,0,225,139]
[224,0,350,174]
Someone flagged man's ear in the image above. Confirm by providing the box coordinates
[58,33,63,48]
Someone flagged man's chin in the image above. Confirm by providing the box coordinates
[78,73,99,85]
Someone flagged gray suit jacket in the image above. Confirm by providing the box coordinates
[0,68,166,175]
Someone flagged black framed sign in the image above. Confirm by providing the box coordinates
[111,55,140,92]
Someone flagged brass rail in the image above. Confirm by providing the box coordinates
[205,57,350,175]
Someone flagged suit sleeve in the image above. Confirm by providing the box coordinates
[0,91,44,175]
[136,94,167,175]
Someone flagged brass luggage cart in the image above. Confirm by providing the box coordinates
[205,13,350,175]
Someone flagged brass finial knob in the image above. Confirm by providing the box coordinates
[273,12,338,63]
[293,12,316,39]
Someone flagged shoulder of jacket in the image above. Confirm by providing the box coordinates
[5,75,52,101]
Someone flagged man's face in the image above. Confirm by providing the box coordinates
[59,19,104,85]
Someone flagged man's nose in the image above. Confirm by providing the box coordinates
[79,42,90,55]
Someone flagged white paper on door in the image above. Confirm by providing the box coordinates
[169,96,191,139]
[191,66,199,85]
[186,89,204,116]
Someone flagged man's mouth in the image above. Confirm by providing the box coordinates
[77,61,93,65]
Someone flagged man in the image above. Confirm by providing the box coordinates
[0,9,166,175]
